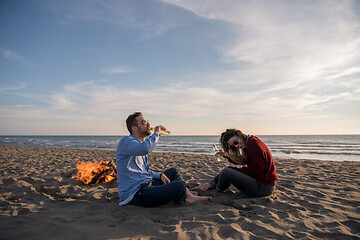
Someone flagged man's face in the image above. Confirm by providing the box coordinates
[135,116,151,136]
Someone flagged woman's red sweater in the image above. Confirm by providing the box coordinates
[239,136,278,186]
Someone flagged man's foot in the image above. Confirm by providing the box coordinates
[185,188,212,203]
[185,194,212,204]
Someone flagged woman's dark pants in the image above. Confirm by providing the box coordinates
[210,167,275,197]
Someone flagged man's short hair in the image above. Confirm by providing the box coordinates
[126,112,143,134]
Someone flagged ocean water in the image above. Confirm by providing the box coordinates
[1,135,360,162]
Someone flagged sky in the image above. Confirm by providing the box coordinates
[0,0,360,135]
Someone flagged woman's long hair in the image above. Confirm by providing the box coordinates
[220,129,247,165]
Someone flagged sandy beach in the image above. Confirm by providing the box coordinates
[0,145,359,239]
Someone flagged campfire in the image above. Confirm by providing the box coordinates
[75,160,117,185]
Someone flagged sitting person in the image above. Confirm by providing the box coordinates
[116,112,212,207]
[193,128,278,197]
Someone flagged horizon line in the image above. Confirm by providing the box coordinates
[1,134,360,136]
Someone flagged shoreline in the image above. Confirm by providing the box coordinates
[1,143,359,163]
[1,145,359,239]
[2,134,360,162]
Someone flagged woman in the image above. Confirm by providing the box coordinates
[193,129,278,197]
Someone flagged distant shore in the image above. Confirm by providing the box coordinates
[1,145,359,239]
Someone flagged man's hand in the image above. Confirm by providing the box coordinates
[154,125,166,136]
[160,173,170,184]
[154,126,160,135]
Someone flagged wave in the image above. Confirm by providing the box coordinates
[273,149,360,156]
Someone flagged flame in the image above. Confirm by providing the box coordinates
[75,160,117,185]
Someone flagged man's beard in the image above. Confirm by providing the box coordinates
[142,129,152,136]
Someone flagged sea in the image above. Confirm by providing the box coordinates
[1,135,360,162]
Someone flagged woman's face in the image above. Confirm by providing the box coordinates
[227,136,245,149]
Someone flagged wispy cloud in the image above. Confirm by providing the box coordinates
[49,80,224,116]
[101,66,133,74]
[0,83,27,92]
[0,48,26,62]
[45,0,194,39]
[162,0,360,116]
[1,74,358,134]
[48,78,351,122]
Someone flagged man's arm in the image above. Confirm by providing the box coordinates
[118,134,159,156]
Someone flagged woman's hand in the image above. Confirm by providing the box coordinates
[191,182,212,192]
[218,150,225,157]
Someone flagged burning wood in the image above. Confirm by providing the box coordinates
[75,160,117,185]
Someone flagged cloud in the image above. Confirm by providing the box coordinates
[0,48,26,62]
[49,80,224,116]
[0,83,27,92]
[45,0,194,39]
[0,105,96,123]
[1,76,358,134]
[48,78,351,123]
[161,0,360,114]
[101,66,133,74]
[162,0,360,63]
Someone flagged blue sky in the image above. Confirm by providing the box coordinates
[1,0,359,135]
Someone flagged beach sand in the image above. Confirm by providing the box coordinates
[0,145,359,239]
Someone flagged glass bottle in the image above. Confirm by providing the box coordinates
[150,127,171,136]
[212,143,222,161]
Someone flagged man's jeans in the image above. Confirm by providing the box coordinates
[210,167,275,197]
[129,168,187,207]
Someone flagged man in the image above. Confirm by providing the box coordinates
[116,112,211,207]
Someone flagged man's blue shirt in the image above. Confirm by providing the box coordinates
[116,133,161,205]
